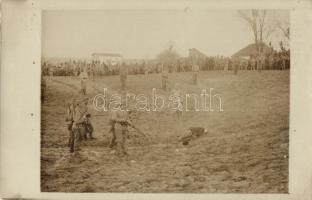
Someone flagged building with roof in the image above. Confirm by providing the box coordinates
[92,53,123,65]
[189,48,207,60]
[188,48,207,67]
[232,43,274,59]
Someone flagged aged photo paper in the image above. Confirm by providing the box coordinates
[1,0,312,199]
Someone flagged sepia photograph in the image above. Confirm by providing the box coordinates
[40,9,290,193]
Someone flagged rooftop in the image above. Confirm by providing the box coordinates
[232,43,274,57]
[92,53,122,57]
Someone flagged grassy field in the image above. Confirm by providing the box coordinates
[41,70,289,193]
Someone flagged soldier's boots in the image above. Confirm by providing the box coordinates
[109,134,117,148]
[86,124,95,139]
[69,129,81,153]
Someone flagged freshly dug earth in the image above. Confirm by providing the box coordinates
[41,71,289,193]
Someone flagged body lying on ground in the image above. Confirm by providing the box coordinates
[179,127,208,145]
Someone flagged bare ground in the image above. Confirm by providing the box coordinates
[41,71,289,193]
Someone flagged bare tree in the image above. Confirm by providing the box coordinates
[238,10,290,53]
[271,11,290,50]
[238,10,270,54]
[275,18,290,40]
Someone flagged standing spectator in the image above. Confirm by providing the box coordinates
[233,57,239,75]
[256,53,264,72]
[119,62,128,90]
[161,64,169,91]
[224,58,229,71]
[268,54,274,70]
[259,53,266,72]
[79,67,88,95]
[250,56,256,71]
[281,53,287,70]
[192,64,200,85]
[48,65,54,79]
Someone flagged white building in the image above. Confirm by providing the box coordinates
[91,53,123,65]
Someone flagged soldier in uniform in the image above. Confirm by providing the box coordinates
[161,64,169,91]
[224,58,229,71]
[79,67,88,95]
[48,65,54,80]
[144,62,149,75]
[65,98,76,147]
[257,53,265,72]
[109,100,131,156]
[69,99,84,153]
[281,53,287,70]
[80,97,94,139]
[240,59,244,70]
[119,62,128,90]
[192,64,200,85]
[41,75,46,103]
[256,55,260,72]
[233,57,239,75]
[108,110,117,148]
[268,55,274,70]
[260,53,266,71]
[250,56,256,71]
[172,87,183,119]
[69,98,94,153]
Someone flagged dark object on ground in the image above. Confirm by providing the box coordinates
[179,127,207,145]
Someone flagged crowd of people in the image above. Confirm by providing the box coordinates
[41,50,290,77]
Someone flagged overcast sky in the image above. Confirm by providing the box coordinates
[42,10,288,59]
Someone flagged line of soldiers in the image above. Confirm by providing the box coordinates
[42,60,150,77]
[232,52,290,71]
[42,50,289,78]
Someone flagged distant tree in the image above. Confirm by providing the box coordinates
[238,10,271,54]
[274,14,290,41]
[271,11,290,50]
[280,41,286,52]
[277,22,289,40]
[156,41,180,66]
[238,10,290,52]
